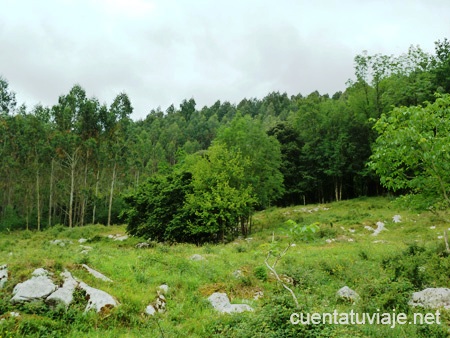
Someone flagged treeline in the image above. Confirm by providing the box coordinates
[1,39,450,231]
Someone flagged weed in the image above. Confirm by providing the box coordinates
[253,266,268,281]
[1,197,450,337]
[235,245,247,253]
[358,250,369,260]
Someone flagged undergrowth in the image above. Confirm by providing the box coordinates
[0,197,449,337]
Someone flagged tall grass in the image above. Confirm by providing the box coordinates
[0,197,449,337]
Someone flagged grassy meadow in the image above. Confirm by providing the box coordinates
[1,196,450,337]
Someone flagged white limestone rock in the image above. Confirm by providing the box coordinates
[372,222,386,236]
[145,304,156,315]
[46,271,78,307]
[392,215,402,223]
[82,264,113,282]
[208,292,254,314]
[409,288,450,309]
[108,234,128,241]
[337,286,360,303]
[189,254,205,261]
[158,284,169,295]
[0,265,7,289]
[253,290,264,300]
[232,269,243,278]
[136,242,150,249]
[78,281,118,313]
[11,268,57,303]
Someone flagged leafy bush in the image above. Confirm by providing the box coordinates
[286,220,320,242]
[0,205,23,231]
[123,148,256,244]
[253,266,268,281]
[122,170,195,242]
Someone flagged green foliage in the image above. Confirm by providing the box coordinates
[0,205,23,231]
[215,113,284,208]
[184,143,256,239]
[2,197,450,337]
[370,94,450,207]
[253,266,268,281]
[285,219,320,242]
[124,134,264,243]
[123,170,194,242]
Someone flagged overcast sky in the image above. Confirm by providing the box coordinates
[1,0,449,120]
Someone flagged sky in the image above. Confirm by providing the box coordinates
[1,0,449,120]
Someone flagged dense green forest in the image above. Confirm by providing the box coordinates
[1,39,450,236]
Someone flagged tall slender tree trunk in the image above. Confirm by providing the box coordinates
[135,170,139,189]
[107,161,117,226]
[48,159,54,228]
[80,156,88,226]
[92,169,100,224]
[69,161,75,228]
[67,148,80,228]
[36,168,40,231]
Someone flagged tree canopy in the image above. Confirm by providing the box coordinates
[370,94,450,207]
[2,39,450,236]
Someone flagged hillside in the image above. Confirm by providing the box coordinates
[0,197,449,337]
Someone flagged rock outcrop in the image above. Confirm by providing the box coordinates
[8,266,118,313]
[82,264,113,282]
[208,292,253,314]
[79,281,118,313]
[146,285,169,316]
[409,288,450,309]
[10,268,57,303]
[336,286,360,303]
[0,265,7,289]
[189,254,205,261]
[46,271,78,307]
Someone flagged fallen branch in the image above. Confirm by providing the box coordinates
[265,245,299,309]
[445,229,450,253]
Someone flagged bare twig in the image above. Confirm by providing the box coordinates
[444,229,450,253]
[272,243,291,269]
[265,247,299,309]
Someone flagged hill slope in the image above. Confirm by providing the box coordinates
[0,197,449,337]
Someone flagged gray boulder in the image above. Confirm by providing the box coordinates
[158,284,169,295]
[189,254,205,261]
[0,265,7,289]
[208,292,253,314]
[46,271,78,307]
[145,304,157,315]
[136,242,150,249]
[79,281,118,313]
[82,264,113,282]
[337,286,360,303]
[409,288,450,309]
[11,268,57,303]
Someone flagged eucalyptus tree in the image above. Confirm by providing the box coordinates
[103,92,133,225]
[0,76,17,116]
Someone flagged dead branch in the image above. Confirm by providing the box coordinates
[265,246,299,309]
[445,229,450,253]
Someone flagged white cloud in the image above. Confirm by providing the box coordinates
[93,0,155,18]
[1,0,449,119]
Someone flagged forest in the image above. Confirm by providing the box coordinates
[1,39,450,238]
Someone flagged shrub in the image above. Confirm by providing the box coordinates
[253,266,268,281]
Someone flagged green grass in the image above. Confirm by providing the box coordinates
[1,196,449,337]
